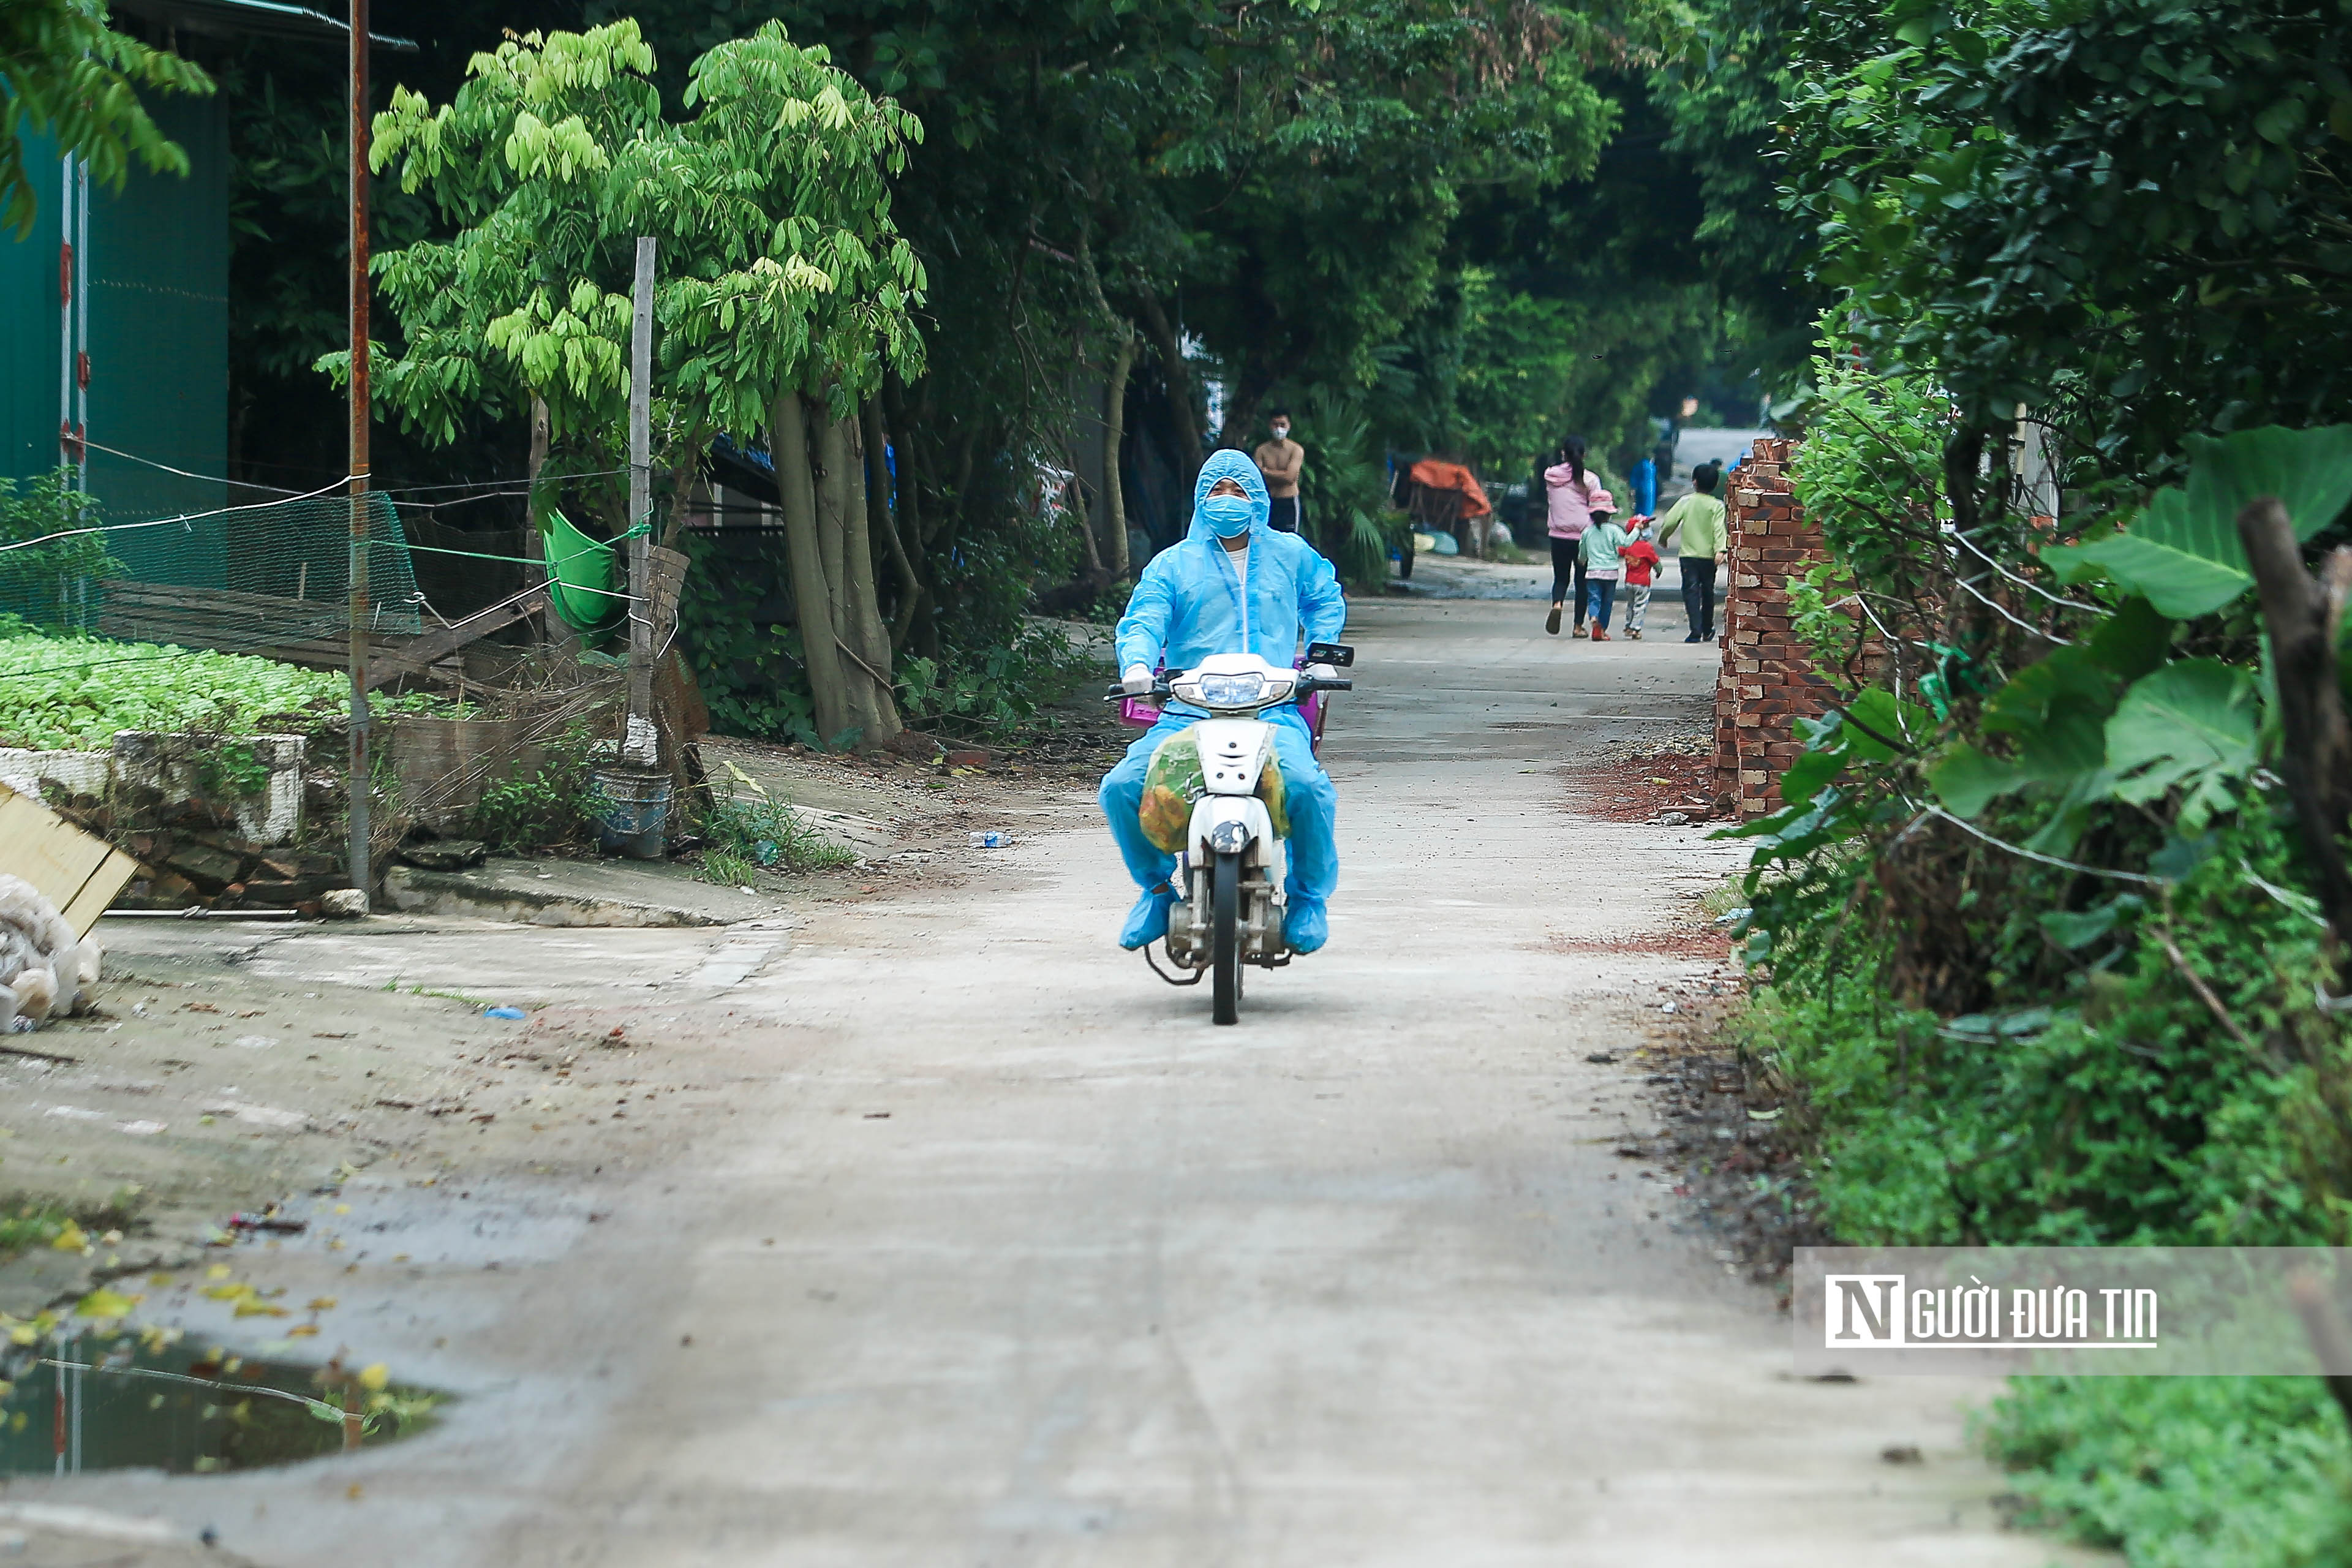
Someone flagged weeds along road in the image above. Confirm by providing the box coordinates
[17,571,2104,1566]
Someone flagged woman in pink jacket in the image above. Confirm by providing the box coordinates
[1544,435,1601,636]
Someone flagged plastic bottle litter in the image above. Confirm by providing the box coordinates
[483,1006,527,1020]
[968,831,1009,849]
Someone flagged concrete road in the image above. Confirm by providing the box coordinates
[23,589,2097,1566]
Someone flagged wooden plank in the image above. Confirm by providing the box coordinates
[0,782,141,937]
[363,586,546,690]
[96,575,436,673]
[59,848,141,933]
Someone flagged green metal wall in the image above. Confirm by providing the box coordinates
[0,96,228,583]
[0,131,67,496]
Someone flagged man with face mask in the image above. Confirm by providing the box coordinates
[1099,450,1348,954]
[1253,410,1305,534]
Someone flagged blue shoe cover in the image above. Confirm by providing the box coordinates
[1285,899,1330,954]
[1120,886,1177,950]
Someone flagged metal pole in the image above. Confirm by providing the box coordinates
[346,0,372,908]
[625,235,655,764]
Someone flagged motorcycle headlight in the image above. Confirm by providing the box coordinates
[1197,673,1267,707]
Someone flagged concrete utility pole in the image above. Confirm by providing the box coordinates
[345,0,372,907]
[625,236,656,765]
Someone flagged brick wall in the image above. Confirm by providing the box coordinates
[1712,437,1840,818]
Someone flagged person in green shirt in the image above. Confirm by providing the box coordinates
[1655,461,1728,643]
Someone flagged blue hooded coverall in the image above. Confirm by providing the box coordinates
[1098,450,1348,952]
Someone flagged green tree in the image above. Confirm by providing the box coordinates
[0,0,212,236]
[341,21,925,747]
[1786,0,2352,486]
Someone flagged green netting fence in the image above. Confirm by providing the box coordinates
[0,477,639,867]
[0,489,426,655]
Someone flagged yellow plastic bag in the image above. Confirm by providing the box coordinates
[1138,728,1288,853]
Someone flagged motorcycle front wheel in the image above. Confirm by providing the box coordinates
[1211,850,1241,1025]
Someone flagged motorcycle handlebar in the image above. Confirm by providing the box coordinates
[1103,674,1351,701]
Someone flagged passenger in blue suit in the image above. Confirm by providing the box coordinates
[1098,449,1348,954]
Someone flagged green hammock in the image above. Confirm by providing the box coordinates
[538,507,626,646]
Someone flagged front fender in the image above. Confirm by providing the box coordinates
[1189,794,1275,868]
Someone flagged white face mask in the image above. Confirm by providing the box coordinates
[1270,426,1290,441]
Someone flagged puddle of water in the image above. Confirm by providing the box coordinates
[1,1330,440,1476]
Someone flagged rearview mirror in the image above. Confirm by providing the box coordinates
[1306,641,1355,667]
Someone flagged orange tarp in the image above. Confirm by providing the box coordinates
[1406,459,1491,519]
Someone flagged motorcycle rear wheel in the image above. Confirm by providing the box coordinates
[1211,850,1241,1025]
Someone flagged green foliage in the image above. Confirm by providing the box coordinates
[0,469,120,632]
[1732,352,2352,1566]
[1743,813,2351,1248]
[895,623,1093,743]
[696,783,854,876]
[0,1202,76,1257]
[1786,0,2352,474]
[470,732,600,853]
[0,0,213,237]
[1651,0,1820,368]
[346,20,924,457]
[674,534,819,744]
[1923,426,2352,849]
[1297,391,1400,587]
[1980,1377,2352,1568]
[0,628,432,751]
[194,740,272,802]
[2046,424,2352,617]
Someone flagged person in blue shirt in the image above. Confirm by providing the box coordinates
[1100,449,1348,954]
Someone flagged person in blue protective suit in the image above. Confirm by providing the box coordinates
[1098,449,1348,954]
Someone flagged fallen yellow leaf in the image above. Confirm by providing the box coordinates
[357,1362,388,1392]
[286,1324,320,1338]
[74,1288,140,1320]
[50,1221,86,1252]
[307,1297,339,1311]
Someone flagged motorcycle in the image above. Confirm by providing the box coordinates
[1109,641,1354,1025]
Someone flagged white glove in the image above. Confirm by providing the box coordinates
[1304,662,1338,682]
[1122,664,1155,695]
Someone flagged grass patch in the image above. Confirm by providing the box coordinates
[0,1191,141,1258]
[696,783,856,881]
[1981,1376,2352,1567]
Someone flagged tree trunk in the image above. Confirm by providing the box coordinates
[836,410,903,743]
[1103,331,1134,577]
[769,390,854,745]
[899,418,939,657]
[525,394,551,590]
[1216,351,1267,454]
[2238,500,2352,957]
[814,414,852,659]
[864,397,927,649]
[1070,454,1104,581]
[1134,286,1204,480]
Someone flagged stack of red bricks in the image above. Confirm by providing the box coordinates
[1711,437,1841,818]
